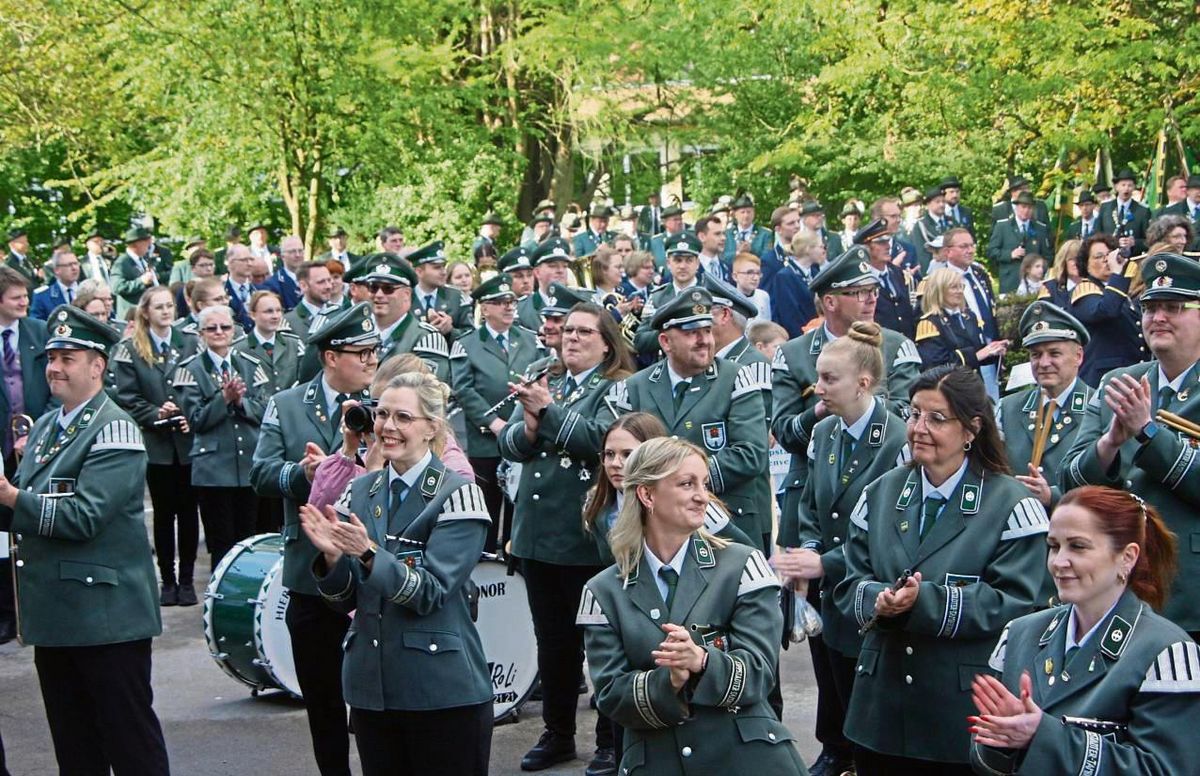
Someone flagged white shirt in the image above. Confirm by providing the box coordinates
[919,458,970,532]
[643,539,690,604]
[671,279,698,295]
[839,398,877,442]
[957,265,984,322]
[57,398,91,431]
[320,376,346,417]
[300,298,324,318]
[715,338,739,360]
[254,329,276,350]
[1157,362,1197,400]
[566,364,597,389]
[0,322,20,351]
[1065,598,1122,654]
[387,449,434,508]
[376,315,407,344]
[699,253,722,277]
[1042,379,1078,418]
[666,362,699,394]
[150,331,172,355]
[484,323,511,345]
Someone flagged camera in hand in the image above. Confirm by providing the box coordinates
[344,400,376,434]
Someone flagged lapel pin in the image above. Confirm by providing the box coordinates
[650,608,660,620]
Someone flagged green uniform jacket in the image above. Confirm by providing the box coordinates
[772,326,921,547]
[112,331,200,466]
[573,229,613,258]
[516,292,553,334]
[282,301,319,340]
[972,590,1200,775]
[379,313,451,383]
[110,252,162,316]
[723,224,774,263]
[578,536,805,775]
[450,325,544,458]
[649,230,686,269]
[796,399,910,656]
[0,392,161,646]
[497,369,616,565]
[173,350,269,487]
[609,360,772,547]
[414,285,475,342]
[314,459,494,712]
[251,374,370,596]
[234,329,304,396]
[1060,361,1200,631]
[720,336,774,423]
[996,379,1093,511]
[986,218,1054,294]
[834,466,1049,763]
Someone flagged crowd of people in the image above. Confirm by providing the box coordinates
[2,165,1200,776]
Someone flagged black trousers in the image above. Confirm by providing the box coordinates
[522,558,604,739]
[469,456,509,553]
[351,701,492,776]
[826,644,858,725]
[146,463,199,585]
[286,592,351,776]
[195,486,257,570]
[806,585,851,755]
[854,749,975,776]
[34,639,169,776]
[256,495,284,534]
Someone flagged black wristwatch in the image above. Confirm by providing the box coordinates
[359,544,377,564]
[1135,421,1159,445]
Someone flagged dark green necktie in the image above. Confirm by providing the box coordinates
[390,478,409,518]
[658,566,679,610]
[673,380,690,410]
[562,375,577,399]
[1065,644,1080,667]
[920,495,944,542]
[1160,386,1176,412]
[839,430,855,468]
[496,333,507,353]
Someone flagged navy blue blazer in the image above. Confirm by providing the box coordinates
[0,317,52,434]
[224,278,255,332]
[263,267,302,311]
[756,241,787,287]
[30,283,76,321]
[874,264,917,340]
[1070,273,1148,387]
[767,259,817,339]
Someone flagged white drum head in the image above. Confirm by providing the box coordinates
[471,560,538,720]
[255,557,301,698]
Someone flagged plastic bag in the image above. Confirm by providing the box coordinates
[789,595,823,643]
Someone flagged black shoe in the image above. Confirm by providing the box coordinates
[160,584,179,607]
[585,747,617,776]
[177,583,198,606]
[520,730,575,771]
[0,620,16,645]
[808,750,854,776]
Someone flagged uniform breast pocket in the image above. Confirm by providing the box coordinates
[59,561,118,635]
[855,647,880,677]
[193,440,219,456]
[734,715,795,746]
[60,561,119,588]
[281,523,300,545]
[401,629,463,656]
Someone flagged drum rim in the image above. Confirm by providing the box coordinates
[472,559,540,720]
[252,556,301,698]
[203,533,286,692]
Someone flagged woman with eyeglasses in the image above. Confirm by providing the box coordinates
[113,287,201,606]
[915,268,1007,374]
[495,302,633,773]
[1069,235,1147,387]
[834,365,1049,774]
[173,304,270,569]
[968,486,1200,775]
[578,437,806,775]
[302,371,494,775]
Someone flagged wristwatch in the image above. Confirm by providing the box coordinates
[359,543,377,564]
[1135,421,1159,445]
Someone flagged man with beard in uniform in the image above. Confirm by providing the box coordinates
[361,258,450,381]
[250,302,379,776]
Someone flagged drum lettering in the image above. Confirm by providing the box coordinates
[477,581,506,598]
[493,691,518,704]
[274,589,290,622]
[488,661,519,690]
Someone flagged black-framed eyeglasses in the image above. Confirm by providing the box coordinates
[563,325,600,337]
[835,288,880,301]
[374,408,432,427]
[335,347,379,364]
[201,324,235,333]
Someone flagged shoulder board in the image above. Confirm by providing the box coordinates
[449,340,467,359]
[1036,285,1051,300]
[278,319,293,332]
[171,365,197,386]
[771,345,789,371]
[894,336,921,365]
[703,501,732,535]
[277,329,300,340]
[738,549,779,597]
[731,361,771,399]
[915,317,940,342]
[849,490,869,531]
[995,216,1013,224]
[93,418,144,452]
[438,482,490,523]
[988,623,1011,672]
[262,396,280,426]
[236,350,263,366]
[971,262,994,281]
[915,278,928,295]
[1141,641,1200,693]
[650,282,671,293]
[331,480,353,517]
[417,320,440,335]
[1071,280,1102,302]
[1001,497,1049,541]
[414,331,450,357]
[251,365,270,387]
[457,289,472,305]
[605,379,631,414]
[112,341,133,364]
[576,585,608,626]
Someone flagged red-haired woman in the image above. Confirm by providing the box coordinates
[970,486,1200,774]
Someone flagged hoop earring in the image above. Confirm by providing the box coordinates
[963,440,973,452]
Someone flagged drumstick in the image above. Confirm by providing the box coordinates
[1030,394,1054,468]
[1155,410,1200,440]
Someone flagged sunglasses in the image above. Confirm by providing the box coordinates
[368,282,403,295]
[201,324,235,333]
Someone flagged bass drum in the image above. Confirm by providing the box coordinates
[203,533,301,697]
[472,556,538,722]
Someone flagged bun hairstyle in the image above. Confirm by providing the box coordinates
[1057,486,1178,611]
[821,320,884,388]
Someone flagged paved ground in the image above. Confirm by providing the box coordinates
[0,506,821,774]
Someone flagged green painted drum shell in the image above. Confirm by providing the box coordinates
[204,534,286,692]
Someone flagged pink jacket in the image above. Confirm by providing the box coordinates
[307,432,475,510]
